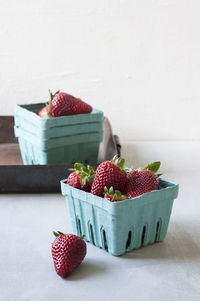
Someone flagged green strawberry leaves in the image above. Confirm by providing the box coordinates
[53,231,85,239]
[69,163,95,186]
[110,156,162,177]
[69,163,84,172]
[104,186,113,194]
[142,161,162,177]
[104,186,127,201]
[111,155,126,172]
[143,161,161,173]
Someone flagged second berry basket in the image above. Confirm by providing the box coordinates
[14,103,104,165]
[61,179,179,256]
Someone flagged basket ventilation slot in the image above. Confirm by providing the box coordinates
[141,225,147,246]
[126,231,132,250]
[155,220,161,242]
[102,229,108,251]
[76,218,82,236]
[89,224,95,245]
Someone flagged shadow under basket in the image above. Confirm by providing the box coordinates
[61,179,179,256]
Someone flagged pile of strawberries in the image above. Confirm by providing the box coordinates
[67,155,161,201]
[38,90,92,118]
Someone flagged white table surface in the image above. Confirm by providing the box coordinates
[1,142,200,301]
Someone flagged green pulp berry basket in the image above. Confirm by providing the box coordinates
[14,103,104,165]
[61,179,179,256]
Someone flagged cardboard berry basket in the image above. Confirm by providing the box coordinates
[14,103,104,165]
[61,179,179,256]
[0,116,120,193]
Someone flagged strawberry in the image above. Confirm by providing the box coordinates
[90,155,127,197]
[38,90,59,118]
[104,186,127,202]
[52,231,86,278]
[125,161,161,198]
[67,163,94,192]
[50,91,92,117]
[38,105,50,118]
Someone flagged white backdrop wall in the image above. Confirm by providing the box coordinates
[0,0,200,141]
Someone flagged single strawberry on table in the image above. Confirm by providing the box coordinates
[67,163,94,192]
[104,186,127,202]
[91,155,127,197]
[125,161,161,198]
[52,231,86,278]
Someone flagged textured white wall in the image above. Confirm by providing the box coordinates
[0,0,200,141]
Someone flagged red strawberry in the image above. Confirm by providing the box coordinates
[104,186,127,202]
[91,155,127,197]
[38,105,50,118]
[52,231,86,278]
[67,163,94,192]
[125,162,161,198]
[50,92,92,117]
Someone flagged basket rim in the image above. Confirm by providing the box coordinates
[15,103,103,127]
[61,178,179,212]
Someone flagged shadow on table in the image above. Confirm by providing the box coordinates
[122,221,200,262]
[66,259,107,281]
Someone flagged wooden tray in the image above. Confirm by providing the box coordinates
[0,116,121,193]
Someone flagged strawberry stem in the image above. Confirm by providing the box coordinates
[47,90,60,118]
[53,231,86,238]
[57,231,65,235]
[53,231,65,237]
[53,231,60,237]
[49,89,54,102]
[111,155,126,173]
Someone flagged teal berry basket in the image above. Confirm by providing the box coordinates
[61,179,179,256]
[14,103,104,165]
